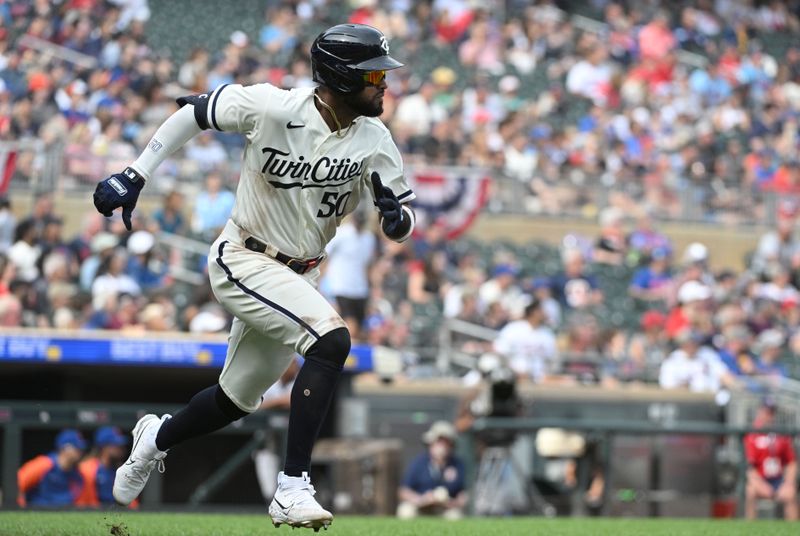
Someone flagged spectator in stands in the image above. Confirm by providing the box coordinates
[37,216,68,272]
[259,6,298,62]
[566,45,614,107]
[8,219,40,282]
[659,329,731,393]
[69,213,104,265]
[408,251,448,305]
[638,10,677,60]
[17,429,86,507]
[91,249,140,311]
[754,329,789,382]
[493,298,558,383]
[79,232,118,292]
[34,251,76,327]
[152,190,186,235]
[397,421,467,520]
[479,263,525,318]
[75,426,129,508]
[629,247,673,303]
[593,207,627,266]
[125,230,167,292]
[18,192,54,236]
[756,264,799,304]
[528,276,561,328]
[139,302,175,332]
[394,82,446,140]
[0,197,16,253]
[192,172,235,239]
[744,399,798,520]
[716,324,755,377]
[324,212,376,341]
[627,212,672,265]
[665,280,713,339]
[551,248,603,311]
[625,310,670,382]
[185,131,228,172]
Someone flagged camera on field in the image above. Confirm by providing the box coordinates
[469,353,520,446]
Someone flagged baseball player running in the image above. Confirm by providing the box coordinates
[93,24,415,531]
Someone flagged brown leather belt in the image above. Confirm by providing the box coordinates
[243,237,323,275]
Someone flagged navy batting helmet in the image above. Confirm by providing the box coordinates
[311,24,403,94]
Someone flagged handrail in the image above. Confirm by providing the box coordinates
[157,231,211,256]
[17,34,98,70]
[471,416,800,436]
[445,318,499,342]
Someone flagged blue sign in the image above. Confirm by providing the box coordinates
[0,333,373,371]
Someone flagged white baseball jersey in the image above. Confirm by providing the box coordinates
[493,320,558,381]
[200,83,415,259]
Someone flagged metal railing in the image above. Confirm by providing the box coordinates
[157,231,209,286]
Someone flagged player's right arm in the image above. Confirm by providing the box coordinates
[93,84,267,230]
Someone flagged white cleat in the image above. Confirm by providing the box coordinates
[112,413,170,506]
[269,471,333,532]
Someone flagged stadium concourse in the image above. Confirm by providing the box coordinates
[1,0,800,523]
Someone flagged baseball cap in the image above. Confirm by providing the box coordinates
[756,328,785,350]
[423,421,457,444]
[674,328,705,345]
[678,280,712,303]
[499,75,520,93]
[422,421,456,443]
[94,426,128,447]
[492,264,519,278]
[55,429,88,451]
[90,232,119,254]
[530,277,550,290]
[651,247,669,261]
[682,242,708,264]
[127,230,155,255]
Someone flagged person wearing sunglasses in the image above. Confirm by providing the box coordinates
[92,23,415,531]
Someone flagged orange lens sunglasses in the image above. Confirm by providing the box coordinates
[362,70,386,86]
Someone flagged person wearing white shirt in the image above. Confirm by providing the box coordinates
[91,250,141,310]
[659,330,729,393]
[493,299,558,382]
[323,212,376,340]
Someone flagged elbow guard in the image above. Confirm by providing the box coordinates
[176,94,211,130]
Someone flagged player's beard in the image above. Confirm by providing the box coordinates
[343,89,383,118]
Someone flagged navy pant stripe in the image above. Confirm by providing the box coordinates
[215,241,320,340]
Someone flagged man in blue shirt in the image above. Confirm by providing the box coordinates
[17,429,86,507]
[397,421,467,519]
[76,426,130,507]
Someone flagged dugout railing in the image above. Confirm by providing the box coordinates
[0,400,284,510]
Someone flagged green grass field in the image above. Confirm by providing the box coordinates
[0,512,796,536]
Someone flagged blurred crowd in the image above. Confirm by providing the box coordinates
[3,0,800,222]
[1,0,800,392]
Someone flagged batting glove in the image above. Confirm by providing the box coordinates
[371,172,403,236]
[93,167,146,231]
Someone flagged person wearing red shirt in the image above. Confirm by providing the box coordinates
[744,400,797,520]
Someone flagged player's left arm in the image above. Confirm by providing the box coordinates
[369,133,415,242]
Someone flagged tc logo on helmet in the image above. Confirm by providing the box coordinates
[379,36,389,54]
